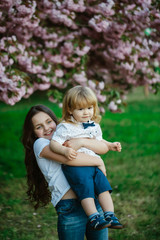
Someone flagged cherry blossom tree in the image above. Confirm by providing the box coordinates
[0,0,160,111]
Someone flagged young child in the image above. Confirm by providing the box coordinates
[50,85,123,230]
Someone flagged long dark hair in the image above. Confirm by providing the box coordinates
[21,105,58,209]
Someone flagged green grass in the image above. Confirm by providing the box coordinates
[0,88,160,240]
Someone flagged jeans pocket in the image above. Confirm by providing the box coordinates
[56,200,75,216]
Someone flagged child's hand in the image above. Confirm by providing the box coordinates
[64,148,77,160]
[109,142,122,152]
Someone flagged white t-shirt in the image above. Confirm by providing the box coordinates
[52,122,102,157]
[33,138,70,207]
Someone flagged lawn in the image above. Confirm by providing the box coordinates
[0,87,160,240]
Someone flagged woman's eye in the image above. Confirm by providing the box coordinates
[36,126,41,129]
[47,120,52,124]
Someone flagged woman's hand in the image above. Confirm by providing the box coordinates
[63,138,84,151]
[98,160,107,176]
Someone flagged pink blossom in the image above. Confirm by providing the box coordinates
[121,62,134,71]
[61,42,74,55]
[97,93,106,103]
[9,59,14,65]
[34,82,51,91]
[88,80,96,90]
[17,5,33,16]
[116,99,122,104]
[24,87,34,99]
[8,46,17,53]
[89,16,110,33]
[108,101,118,111]
[17,43,25,53]
[0,26,6,33]
[55,69,64,78]
[48,54,62,64]
[58,103,63,108]
[49,9,77,29]
[125,4,136,11]
[45,41,58,48]
[54,80,67,89]
[65,0,86,12]
[37,74,50,82]
[99,107,105,114]
[98,82,105,90]
[63,57,80,68]
[0,62,5,72]
[73,71,87,84]
[49,96,57,103]
[75,46,90,56]
[0,0,159,110]
[0,84,26,105]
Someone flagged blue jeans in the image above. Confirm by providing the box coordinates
[55,198,108,240]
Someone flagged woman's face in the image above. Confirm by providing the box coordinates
[32,111,56,140]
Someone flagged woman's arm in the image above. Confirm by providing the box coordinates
[41,145,103,166]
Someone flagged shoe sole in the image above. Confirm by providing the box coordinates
[109,225,123,229]
[96,223,111,231]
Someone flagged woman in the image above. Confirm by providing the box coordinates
[21,104,109,239]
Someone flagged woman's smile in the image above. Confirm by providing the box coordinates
[32,111,56,140]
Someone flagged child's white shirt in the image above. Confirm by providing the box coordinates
[52,122,102,157]
[33,138,70,207]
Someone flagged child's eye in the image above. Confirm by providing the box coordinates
[36,126,41,129]
[47,120,52,124]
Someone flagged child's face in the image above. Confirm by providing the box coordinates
[70,105,94,123]
[32,112,56,140]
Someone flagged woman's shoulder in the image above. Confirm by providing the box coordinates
[34,138,50,156]
[34,137,50,145]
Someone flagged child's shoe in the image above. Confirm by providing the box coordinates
[89,214,111,230]
[105,214,123,229]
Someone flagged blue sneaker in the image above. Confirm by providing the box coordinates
[105,214,123,229]
[89,214,111,230]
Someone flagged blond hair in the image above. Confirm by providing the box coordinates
[62,85,101,123]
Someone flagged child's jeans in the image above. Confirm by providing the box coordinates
[55,198,108,240]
